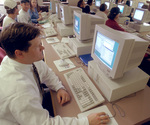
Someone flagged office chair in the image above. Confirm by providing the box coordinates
[0,47,6,64]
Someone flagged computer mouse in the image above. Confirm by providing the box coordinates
[59,60,69,67]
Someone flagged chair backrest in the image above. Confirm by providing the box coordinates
[0,47,6,64]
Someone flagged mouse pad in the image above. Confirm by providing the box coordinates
[53,59,76,72]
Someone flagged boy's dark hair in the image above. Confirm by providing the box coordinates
[0,23,41,58]
[77,0,83,8]
[108,7,120,20]
[21,0,30,3]
[87,0,92,6]
[99,3,107,12]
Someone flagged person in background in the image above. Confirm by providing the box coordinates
[87,0,95,14]
[115,0,122,4]
[147,0,150,11]
[2,0,19,29]
[28,0,42,23]
[0,22,110,125]
[125,0,134,22]
[77,0,90,14]
[96,3,108,21]
[106,7,125,31]
[17,0,31,23]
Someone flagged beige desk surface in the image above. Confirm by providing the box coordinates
[42,28,150,125]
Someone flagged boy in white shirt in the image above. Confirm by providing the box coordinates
[17,0,31,23]
[2,0,19,28]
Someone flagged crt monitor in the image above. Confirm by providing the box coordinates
[117,4,132,16]
[50,0,56,14]
[133,8,150,24]
[73,10,105,41]
[59,4,81,25]
[104,1,116,11]
[137,2,144,8]
[91,24,149,79]
[95,0,105,7]
[68,0,79,6]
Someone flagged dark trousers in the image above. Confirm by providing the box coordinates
[42,91,54,117]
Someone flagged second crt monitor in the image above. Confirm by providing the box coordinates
[73,10,105,41]
[91,24,149,79]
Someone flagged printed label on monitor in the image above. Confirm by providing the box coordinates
[94,31,119,69]
[74,15,80,35]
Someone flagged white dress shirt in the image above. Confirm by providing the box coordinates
[2,16,16,29]
[17,9,31,23]
[0,56,89,125]
[96,11,108,22]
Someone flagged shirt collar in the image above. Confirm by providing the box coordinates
[7,56,33,72]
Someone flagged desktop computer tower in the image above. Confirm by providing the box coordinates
[57,23,74,37]
[88,61,149,102]
[129,22,150,32]
[68,38,93,57]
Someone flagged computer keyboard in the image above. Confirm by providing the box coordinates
[52,43,76,59]
[137,33,150,41]
[64,68,105,112]
[119,24,136,33]
[43,27,57,37]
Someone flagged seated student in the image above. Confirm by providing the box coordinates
[17,0,31,23]
[28,0,42,23]
[77,0,90,14]
[105,7,125,32]
[87,0,95,14]
[0,22,110,125]
[2,0,19,29]
[96,3,108,21]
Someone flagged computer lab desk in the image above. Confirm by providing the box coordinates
[41,30,150,125]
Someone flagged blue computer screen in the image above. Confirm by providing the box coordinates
[74,15,80,35]
[50,2,52,10]
[94,31,119,69]
[118,5,124,14]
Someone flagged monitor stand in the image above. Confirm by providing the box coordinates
[57,23,74,37]
[128,22,150,32]
[68,38,93,57]
[88,60,149,102]
[118,17,130,24]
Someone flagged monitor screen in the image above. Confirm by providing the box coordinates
[133,9,144,21]
[55,5,58,14]
[137,2,144,8]
[95,0,100,7]
[105,2,110,9]
[118,4,124,13]
[74,15,80,35]
[60,7,64,21]
[130,0,133,6]
[50,2,52,10]
[94,31,119,69]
